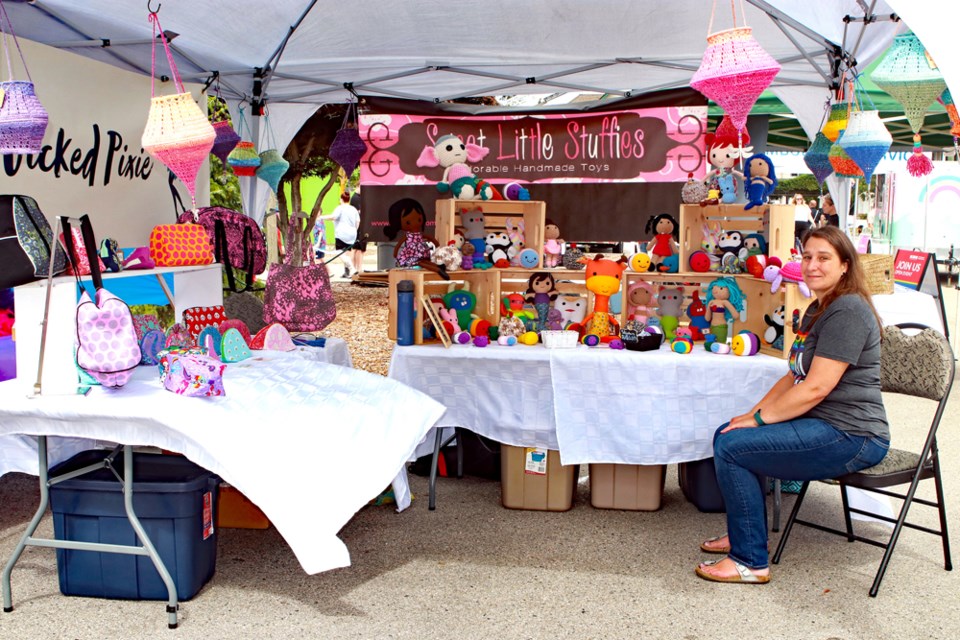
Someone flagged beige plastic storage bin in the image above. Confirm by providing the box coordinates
[589,463,666,511]
[501,445,577,511]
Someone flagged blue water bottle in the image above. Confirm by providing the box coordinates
[397,280,415,346]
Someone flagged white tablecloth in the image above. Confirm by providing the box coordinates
[389,343,787,465]
[0,346,445,575]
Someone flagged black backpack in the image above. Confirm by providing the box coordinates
[0,195,67,289]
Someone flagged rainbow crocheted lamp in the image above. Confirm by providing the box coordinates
[838,110,892,181]
[937,88,960,155]
[225,108,259,176]
[803,132,834,186]
[821,102,848,143]
[256,148,289,193]
[210,120,240,166]
[828,135,864,179]
[690,26,781,136]
[871,32,946,177]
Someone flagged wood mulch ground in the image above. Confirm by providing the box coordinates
[322,281,392,376]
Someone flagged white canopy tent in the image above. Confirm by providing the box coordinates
[4,0,954,222]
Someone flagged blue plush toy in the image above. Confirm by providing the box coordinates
[743,153,777,210]
[717,172,737,204]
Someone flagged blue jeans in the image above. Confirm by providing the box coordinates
[713,418,889,569]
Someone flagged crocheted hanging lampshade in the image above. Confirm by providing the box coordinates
[803,132,834,186]
[938,88,960,138]
[871,33,945,177]
[690,27,781,133]
[255,148,289,193]
[0,80,48,154]
[210,120,240,166]
[838,110,892,182]
[227,140,260,176]
[328,126,367,175]
[141,92,216,205]
[821,102,848,143]
[828,135,864,179]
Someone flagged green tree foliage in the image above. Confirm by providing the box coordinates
[207,96,242,210]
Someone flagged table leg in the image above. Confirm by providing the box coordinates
[2,436,52,613]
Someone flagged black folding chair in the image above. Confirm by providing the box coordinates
[772,323,954,596]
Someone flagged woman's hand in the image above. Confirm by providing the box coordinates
[721,412,760,433]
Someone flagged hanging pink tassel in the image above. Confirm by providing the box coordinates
[907,134,933,177]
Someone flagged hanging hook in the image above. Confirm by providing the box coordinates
[147,1,161,14]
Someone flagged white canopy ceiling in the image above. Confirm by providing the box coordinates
[4,0,954,218]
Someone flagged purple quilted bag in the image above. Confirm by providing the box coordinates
[62,215,141,388]
[178,206,266,283]
[263,229,336,331]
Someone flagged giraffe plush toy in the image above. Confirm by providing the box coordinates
[576,254,628,347]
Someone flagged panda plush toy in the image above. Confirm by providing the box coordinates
[764,304,785,350]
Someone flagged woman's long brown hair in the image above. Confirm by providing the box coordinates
[800,225,884,331]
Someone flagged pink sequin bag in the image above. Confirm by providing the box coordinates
[61,215,141,388]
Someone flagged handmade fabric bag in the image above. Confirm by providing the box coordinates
[176,206,266,284]
[0,194,66,289]
[62,225,107,276]
[61,215,141,388]
[182,305,227,340]
[223,291,266,334]
[162,353,226,397]
[148,223,214,267]
[157,346,205,383]
[263,227,336,332]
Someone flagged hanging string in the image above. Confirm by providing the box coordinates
[0,0,34,83]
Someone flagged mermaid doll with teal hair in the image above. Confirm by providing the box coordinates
[702,276,745,344]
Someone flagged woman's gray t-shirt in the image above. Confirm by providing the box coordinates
[788,294,889,440]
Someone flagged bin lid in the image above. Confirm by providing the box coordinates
[50,449,215,494]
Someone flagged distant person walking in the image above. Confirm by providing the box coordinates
[792,193,813,240]
[318,192,360,277]
[818,194,840,228]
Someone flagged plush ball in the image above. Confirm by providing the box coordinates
[689,250,712,273]
[473,335,490,347]
[518,331,540,345]
[732,331,761,356]
[671,337,694,353]
[745,254,767,279]
[454,331,471,344]
[609,338,625,350]
[710,341,732,354]
[497,335,517,346]
[629,252,651,272]
[519,248,540,268]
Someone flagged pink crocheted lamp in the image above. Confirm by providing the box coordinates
[691,24,781,137]
[871,33,945,177]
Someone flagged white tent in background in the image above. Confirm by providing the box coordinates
[3,0,953,222]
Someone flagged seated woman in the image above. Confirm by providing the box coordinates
[696,226,889,584]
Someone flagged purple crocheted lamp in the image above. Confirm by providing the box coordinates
[329,127,367,175]
[691,26,781,136]
[210,120,240,166]
[0,2,48,154]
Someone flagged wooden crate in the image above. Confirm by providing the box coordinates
[621,272,717,329]
[678,204,795,271]
[737,276,814,358]
[435,199,546,267]
[387,268,501,344]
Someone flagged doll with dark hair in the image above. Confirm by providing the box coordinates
[644,213,680,272]
[524,271,559,332]
[383,198,450,279]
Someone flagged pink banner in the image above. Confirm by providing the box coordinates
[359,107,707,187]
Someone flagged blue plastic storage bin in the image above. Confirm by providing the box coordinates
[49,450,219,601]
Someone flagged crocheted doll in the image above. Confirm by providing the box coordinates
[416,134,501,200]
[643,213,680,272]
[743,153,778,210]
[543,218,564,268]
[702,116,750,204]
[524,272,559,332]
[703,276,746,344]
[383,198,450,279]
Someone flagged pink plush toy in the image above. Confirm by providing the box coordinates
[416,134,501,200]
[763,262,811,297]
[625,281,656,324]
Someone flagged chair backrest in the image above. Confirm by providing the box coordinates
[880,323,955,401]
